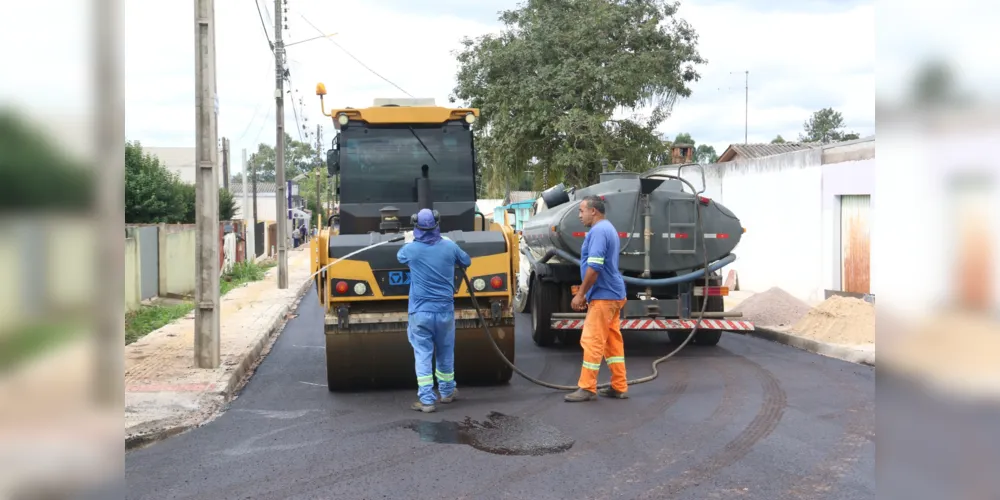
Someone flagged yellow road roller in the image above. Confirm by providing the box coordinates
[310,83,517,391]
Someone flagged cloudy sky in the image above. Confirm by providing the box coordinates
[117,0,876,170]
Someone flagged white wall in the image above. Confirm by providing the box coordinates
[233,194,277,222]
[676,140,875,305]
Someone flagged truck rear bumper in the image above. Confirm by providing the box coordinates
[550,317,755,331]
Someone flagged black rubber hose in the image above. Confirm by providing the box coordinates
[462,176,713,391]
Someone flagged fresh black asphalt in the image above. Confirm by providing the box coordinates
[125,287,876,499]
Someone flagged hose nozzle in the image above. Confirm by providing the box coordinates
[387,230,415,244]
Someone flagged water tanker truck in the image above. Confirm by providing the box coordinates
[514,164,755,347]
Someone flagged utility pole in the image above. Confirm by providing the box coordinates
[221,137,230,190]
[315,123,322,228]
[242,148,254,261]
[194,0,220,368]
[251,153,259,250]
[274,0,288,288]
[96,0,124,407]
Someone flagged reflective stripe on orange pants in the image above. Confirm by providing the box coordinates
[578,299,628,393]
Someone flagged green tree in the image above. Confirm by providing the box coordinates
[771,134,786,144]
[249,133,319,182]
[127,141,240,223]
[126,140,187,223]
[0,108,94,212]
[451,0,705,195]
[799,108,860,143]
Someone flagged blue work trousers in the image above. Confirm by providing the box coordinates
[407,311,456,405]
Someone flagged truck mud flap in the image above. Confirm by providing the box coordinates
[550,318,755,331]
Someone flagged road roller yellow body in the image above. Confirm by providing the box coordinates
[312,83,517,391]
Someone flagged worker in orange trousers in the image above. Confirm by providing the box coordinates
[565,195,629,402]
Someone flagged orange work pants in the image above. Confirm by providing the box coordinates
[577,299,628,393]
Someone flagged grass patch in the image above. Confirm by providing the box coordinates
[0,321,83,374]
[125,260,276,345]
[125,302,193,345]
[220,260,273,295]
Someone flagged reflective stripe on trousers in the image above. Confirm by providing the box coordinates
[578,299,628,393]
[407,311,457,404]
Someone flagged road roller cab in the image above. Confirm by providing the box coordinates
[312,84,518,391]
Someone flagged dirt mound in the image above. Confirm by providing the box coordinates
[791,295,875,345]
[730,287,812,327]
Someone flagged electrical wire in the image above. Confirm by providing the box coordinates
[296,14,414,97]
[254,0,274,52]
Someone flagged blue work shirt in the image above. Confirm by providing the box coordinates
[580,219,627,301]
[397,238,473,313]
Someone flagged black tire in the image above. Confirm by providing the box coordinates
[530,275,558,347]
[692,291,725,346]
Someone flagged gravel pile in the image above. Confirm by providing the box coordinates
[730,287,812,327]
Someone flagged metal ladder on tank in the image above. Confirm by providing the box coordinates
[664,163,707,256]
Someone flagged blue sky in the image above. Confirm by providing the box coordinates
[115,0,876,167]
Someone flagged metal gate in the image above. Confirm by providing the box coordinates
[137,225,159,300]
[255,222,265,257]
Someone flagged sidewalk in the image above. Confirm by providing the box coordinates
[126,248,314,449]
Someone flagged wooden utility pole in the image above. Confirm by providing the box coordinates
[274,0,288,289]
[194,0,220,368]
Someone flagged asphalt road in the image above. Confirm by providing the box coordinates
[125,288,875,500]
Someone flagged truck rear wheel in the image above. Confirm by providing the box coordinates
[692,293,725,346]
[530,275,558,347]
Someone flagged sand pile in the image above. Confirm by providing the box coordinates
[791,295,875,346]
[730,287,812,327]
[880,311,1000,397]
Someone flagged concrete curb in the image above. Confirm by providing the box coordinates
[125,275,316,452]
[744,327,876,367]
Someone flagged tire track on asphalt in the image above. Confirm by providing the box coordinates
[461,360,693,497]
[784,371,874,499]
[592,355,747,499]
[634,355,787,499]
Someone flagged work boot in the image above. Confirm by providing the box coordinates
[598,387,629,399]
[411,401,436,413]
[438,388,459,404]
[564,388,597,402]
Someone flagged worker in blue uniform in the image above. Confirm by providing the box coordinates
[397,208,472,412]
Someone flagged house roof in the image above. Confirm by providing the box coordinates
[717,142,819,162]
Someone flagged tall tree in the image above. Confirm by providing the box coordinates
[249,133,319,183]
[799,108,860,143]
[451,0,705,195]
[771,134,786,144]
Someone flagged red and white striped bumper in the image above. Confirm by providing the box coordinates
[550,318,755,331]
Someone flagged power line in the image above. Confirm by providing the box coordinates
[254,0,274,51]
[297,14,414,97]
